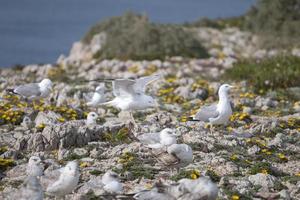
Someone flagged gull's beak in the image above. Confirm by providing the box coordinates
[229,85,235,89]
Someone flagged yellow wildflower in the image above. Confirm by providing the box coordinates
[261,169,268,174]
[231,195,240,200]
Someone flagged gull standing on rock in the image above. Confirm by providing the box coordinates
[46,161,80,198]
[6,78,53,100]
[101,170,123,194]
[138,128,178,149]
[86,112,99,126]
[26,156,44,177]
[194,84,234,131]
[86,83,106,107]
[100,74,161,123]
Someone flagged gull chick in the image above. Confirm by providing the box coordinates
[7,78,53,100]
[134,177,217,200]
[9,176,44,200]
[154,143,193,171]
[102,170,123,194]
[86,112,99,126]
[194,84,233,130]
[46,161,80,198]
[86,84,105,107]
[139,128,177,149]
[21,116,34,129]
[26,156,44,177]
[101,74,161,123]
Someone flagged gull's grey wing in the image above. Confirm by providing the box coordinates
[14,83,41,98]
[112,79,136,97]
[137,132,161,144]
[134,74,161,93]
[194,103,219,122]
[83,92,93,101]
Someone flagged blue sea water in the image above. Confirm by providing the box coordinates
[0,0,256,67]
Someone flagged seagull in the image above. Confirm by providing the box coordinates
[21,116,34,129]
[138,128,178,149]
[153,143,193,172]
[86,84,106,107]
[86,112,99,126]
[134,177,217,200]
[8,176,44,200]
[26,156,44,177]
[100,74,161,123]
[6,78,53,101]
[177,177,218,200]
[46,161,80,198]
[193,84,234,131]
[101,170,123,194]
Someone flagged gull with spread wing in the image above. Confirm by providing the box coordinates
[101,74,161,123]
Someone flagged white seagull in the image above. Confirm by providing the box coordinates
[86,84,106,107]
[194,84,234,130]
[7,78,53,100]
[26,156,44,177]
[46,161,80,198]
[138,128,178,149]
[101,74,161,122]
[101,170,123,194]
[86,112,99,126]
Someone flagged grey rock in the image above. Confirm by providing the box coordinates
[248,173,277,189]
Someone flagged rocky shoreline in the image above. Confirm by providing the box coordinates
[0,26,299,199]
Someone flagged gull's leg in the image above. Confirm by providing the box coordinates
[129,111,139,131]
[210,123,214,134]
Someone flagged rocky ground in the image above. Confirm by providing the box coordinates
[0,27,299,200]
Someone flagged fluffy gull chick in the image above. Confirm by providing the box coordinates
[101,74,161,123]
[86,83,105,107]
[46,161,80,198]
[154,143,193,172]
[7,176,44,200]
[102,170,123,194]
[86,112,99,126]
[7,78,53,100]
[26,156,44,177]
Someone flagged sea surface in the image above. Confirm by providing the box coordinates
[0,0,256,67]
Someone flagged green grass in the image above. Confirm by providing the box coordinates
[82,12,209,60]
[223,56,300,93]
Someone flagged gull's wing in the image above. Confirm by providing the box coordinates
[14,83,41,98]
[83,92,94,101]
[134,74,161,93]
[194,103,219,122]
[112,79,136,97]
[137,132,161,145]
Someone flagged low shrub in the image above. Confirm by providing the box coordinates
[223,56,300,92]
[82,12,209,60]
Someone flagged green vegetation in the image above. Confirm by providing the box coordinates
[186,16,246,30]
[102,127,132,144]
[223,56,300,92]
[244,0,300,48]
[114,152,157,179]
[83,12,209,60]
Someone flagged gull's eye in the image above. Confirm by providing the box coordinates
[33,158,37,162]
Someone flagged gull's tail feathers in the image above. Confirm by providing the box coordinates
[6,88,17,94]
